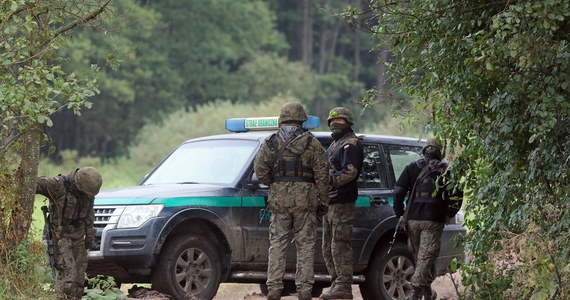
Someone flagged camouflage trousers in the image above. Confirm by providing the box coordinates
[54,235,87,300]
[267,210,317,293]
[406,220,444,287]
[322,202,355,289]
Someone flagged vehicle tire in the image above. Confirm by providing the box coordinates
[152,234,221,300]
[259,281,324,297]
[359,244,415,300]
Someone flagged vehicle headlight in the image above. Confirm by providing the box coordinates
[117,204,163,228]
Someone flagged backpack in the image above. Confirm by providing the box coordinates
[413,158,448,204]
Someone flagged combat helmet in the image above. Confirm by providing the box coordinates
[279,102,308,123]
[74,167,103,196]
[327,107,354,125]
[422,138,443,157]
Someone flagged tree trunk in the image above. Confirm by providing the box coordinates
[317,0,331,75]
[352,0,361,82]
[300,0,313,67]
[376,46,387,100]
[326,23,341,73]
[6,124,42,252]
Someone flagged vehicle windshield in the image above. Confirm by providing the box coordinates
[142,139,259,186]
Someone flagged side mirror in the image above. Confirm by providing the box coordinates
[245,173,261,190]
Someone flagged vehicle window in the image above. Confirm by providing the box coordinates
[143,140,258,185]
[389,148,421,179]
[357,144,389,189]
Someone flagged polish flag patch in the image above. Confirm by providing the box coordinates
[53,177,60,181]
[344,145,350,149]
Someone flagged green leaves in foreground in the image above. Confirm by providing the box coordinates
[361,0,570,298]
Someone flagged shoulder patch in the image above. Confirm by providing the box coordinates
[267,134,279,152]
[343,144,350,150]
[53,177,60,181]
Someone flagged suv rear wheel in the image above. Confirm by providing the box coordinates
[152,234,221,300]
[360,244,414,300]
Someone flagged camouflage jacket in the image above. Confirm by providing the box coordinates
[254,125,330,213]
[37,172,96,240]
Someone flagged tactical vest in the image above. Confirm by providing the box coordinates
[52,175,93,228]
[413,159,445,204]
[270,133,315,183]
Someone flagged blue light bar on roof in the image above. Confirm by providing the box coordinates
[225,116,320,132]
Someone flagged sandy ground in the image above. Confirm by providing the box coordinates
[124,272,463,300]
[213,272,463,300]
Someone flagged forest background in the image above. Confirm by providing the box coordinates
[45,0,414,185]
[3,0,569,299]
[1,1,419,297]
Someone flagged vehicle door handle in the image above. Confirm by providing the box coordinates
[370,196,388,206]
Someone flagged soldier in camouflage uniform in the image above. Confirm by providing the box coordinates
[393,139,462,300]
[320,107,363,300]
[37,167,102,300]
[254,102,329,300]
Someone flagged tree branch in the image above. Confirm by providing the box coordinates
[35,0,112,53]
[0,4,30,26]
[53,0,112,39]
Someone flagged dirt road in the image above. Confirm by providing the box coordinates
[125,272,462,299]
[213,273,463,300]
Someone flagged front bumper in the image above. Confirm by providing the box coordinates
[87,206,167,280]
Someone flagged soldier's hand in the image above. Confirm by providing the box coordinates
[85,235,94,250]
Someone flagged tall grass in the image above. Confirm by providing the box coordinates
[0,240,55,299]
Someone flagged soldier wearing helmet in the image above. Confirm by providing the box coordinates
[254,102,329,300]
[37,167,102,300]
[320,107,364,300]
[393,138,462,300]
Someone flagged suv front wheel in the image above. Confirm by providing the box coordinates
[152,234,222,300]
[360,244,415,300]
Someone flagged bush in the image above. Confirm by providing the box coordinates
[0,240,55,299]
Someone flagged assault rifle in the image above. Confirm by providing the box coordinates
[41,206,57,277]
[387,216,403,255]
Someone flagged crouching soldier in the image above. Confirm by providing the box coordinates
[38,167,102,300]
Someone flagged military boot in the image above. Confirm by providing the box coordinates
[267,289,282,300]
[319,282,336,298]
[408,286,422,300]
[298,290,312,300]
[421,286,437,300]
[319,285,352,299]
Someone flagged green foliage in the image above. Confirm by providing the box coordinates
[0,0,106,262]
[232,53,318,103]
[38,150,146,190]
[0,0,100,136]
[38,97,308,191]
[45,0,403,160]
[129,97,291,169]
[360,0,570,298]
[84,275,127,300]
[49,0,291,159]
[0,239,55,299]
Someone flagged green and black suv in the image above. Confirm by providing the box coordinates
[87,117,465,300]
